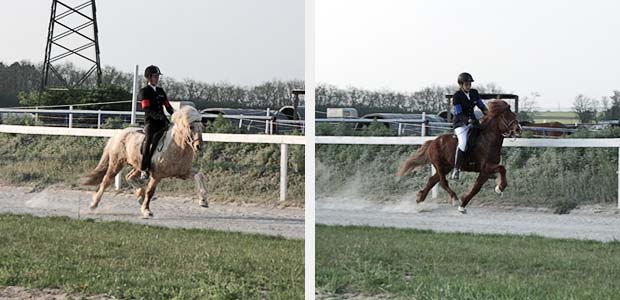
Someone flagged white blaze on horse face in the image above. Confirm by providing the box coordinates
[189,122,203,152]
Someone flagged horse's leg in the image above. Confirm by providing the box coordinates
[416,173,440,203]
[141,177,160,218]
[436,166,460,206]
[193,171,208,207]
[90,163,124,209]
[492,165,507,194]
[125,168,145,204]
[459,172,490,213]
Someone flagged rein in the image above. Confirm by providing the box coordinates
[500,117,519,139]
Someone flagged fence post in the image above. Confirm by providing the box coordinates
[131,64,139,126]
[421,112,427,136]
[115,172,122,190]
[68,105,73,128]
[265,108,270,134]
[97,110,102,129]
[280,143,288,201]
[398,123,403,136]
[431,165,438,199]
[35,107,39,123]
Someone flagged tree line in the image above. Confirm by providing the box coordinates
[0,61,304,111]
[315,82,505,116]
[1,60,618,123]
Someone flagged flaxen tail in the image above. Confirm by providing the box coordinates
[81,141,111,186]
[396,141,432,176]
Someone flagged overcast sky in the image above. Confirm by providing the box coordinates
[316,0,620,110]
[0,0,303,86]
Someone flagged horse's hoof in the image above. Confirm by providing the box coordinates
[458,206,467,214]
[495,185,504,196]
[89,203,98,210]
[200,201,209,208]
[141,209,153,219]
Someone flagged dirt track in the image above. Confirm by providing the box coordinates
[317,197,620,242]
[0,185,303,239]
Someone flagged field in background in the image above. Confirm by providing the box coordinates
[316,225,620,300]
[0,214,303,300]
[532,111,579,124]
[0,133,304,205]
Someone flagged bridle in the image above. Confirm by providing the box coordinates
[186,120,203,150]
[500,116,520,138]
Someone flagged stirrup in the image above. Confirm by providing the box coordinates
[451,169,460,180]
[140,170,150,180]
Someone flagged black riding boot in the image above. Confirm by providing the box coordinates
[140,124,157,180]
[451,149,465,180]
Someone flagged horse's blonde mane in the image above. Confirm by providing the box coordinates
[171,106,203,149]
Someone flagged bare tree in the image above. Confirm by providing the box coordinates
[517,92,539,122]
[573,94,598,124]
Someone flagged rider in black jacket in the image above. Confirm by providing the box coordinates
[139,65,174,180]
[451,72,488,180]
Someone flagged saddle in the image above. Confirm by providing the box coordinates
[139,125,170,155]
[452,125,481,167]
[465,125,480,153]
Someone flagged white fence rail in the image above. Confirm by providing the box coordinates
[2,107,584,137]
[0,107,305,133]
[316,135,620,208]
[0,125,304,201]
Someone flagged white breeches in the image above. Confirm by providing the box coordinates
[454,125,470,152]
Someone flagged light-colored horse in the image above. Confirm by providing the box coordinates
[82,105,208,218]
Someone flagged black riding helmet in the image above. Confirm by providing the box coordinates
[144,65,162,79]
[457,72,474,85]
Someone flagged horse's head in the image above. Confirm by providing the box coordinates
[483,100,521,138]
[172,106,204,152]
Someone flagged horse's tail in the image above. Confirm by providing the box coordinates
[81,141,112,186]
[396,141,432,177]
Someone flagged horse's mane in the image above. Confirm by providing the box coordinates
[480,100,511,130]
[486,100,510,118]
[171,106,203,149]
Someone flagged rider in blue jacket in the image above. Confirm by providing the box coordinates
[451,72,488,180]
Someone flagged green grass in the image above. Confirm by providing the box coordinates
[532,111,579,124]
[316,225,620,300]
[0,214,303,300]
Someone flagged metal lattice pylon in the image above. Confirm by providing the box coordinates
[41,0,102,91]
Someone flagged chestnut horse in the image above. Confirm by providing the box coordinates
[397,100,521,213]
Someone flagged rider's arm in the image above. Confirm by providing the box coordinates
[452,94,469,126]
[140,88,155,119]
[454,103,463,115]
[163,90,174,115]
[476,98,488,115]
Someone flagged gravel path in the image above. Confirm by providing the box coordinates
[317,197,620,242]
[0,185,304,239]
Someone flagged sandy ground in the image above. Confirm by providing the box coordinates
[0,185,303,239]
[317,197,620,242]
